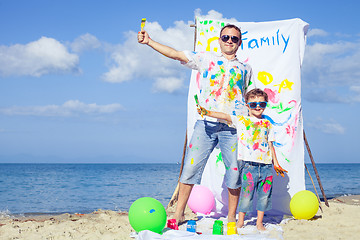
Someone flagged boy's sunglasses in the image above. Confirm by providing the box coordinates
[248,102,267,109]
[220,35,240,44]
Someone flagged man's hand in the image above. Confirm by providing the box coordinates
[274,165,288,177]
[138,30,149,44]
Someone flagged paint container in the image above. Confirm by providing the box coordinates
[186,220,196,232]
[167,219,179,230]
[227,222,237,235]
[212,220,223,235]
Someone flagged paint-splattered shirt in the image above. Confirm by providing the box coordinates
[183,51,254,122]
[231,115,275,164]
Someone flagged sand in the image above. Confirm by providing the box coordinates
[0,196,359,240]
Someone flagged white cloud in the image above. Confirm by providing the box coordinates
[0,100,124,117]
[101,10,238,93]
[302,38,360,102]
[0,37,80,77]
[153,77,184,93]
[70,33,101,53]
[307,118,345,135]
[307,28,329,38]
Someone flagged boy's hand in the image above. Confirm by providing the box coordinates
[274,165,287,177]
[138,30,150,44]
[197,105,208,117]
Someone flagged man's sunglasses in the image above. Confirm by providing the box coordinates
[220,35,240,44]
[248,102,267,109]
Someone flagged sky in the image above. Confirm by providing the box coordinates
[0,0,359,164]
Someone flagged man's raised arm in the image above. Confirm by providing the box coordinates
[138,30,189,63]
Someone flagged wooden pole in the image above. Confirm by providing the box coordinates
[303,130,329,207]
[304,163,323,212]
[166,130,187,209]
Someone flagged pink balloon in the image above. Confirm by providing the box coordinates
[187,185,215,214]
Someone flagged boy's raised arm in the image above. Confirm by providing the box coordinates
[138,30,188,63]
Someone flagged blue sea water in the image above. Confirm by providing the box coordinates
[0,163,359,216]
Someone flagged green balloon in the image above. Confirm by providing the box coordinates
[128,197,167,234]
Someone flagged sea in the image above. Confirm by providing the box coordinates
[0,163,359,216]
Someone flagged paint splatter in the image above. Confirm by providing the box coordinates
[264,88,279,103]
[243,171,254,197]
[261,176,273,193]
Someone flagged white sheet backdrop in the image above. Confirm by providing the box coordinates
[186,18,309,215]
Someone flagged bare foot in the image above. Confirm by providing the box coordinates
[227,215,236,223]
[236,221,244,229]
[173,213,185,225]
[256,223,266,231]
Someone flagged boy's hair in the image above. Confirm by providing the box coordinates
[220,24,242,39]
[245,88,269,103]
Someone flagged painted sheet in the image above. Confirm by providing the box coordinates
[186,17,309,214]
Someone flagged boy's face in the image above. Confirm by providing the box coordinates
[246,96,267,118]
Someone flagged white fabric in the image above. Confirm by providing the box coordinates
[187,18,309,215]
[135,215,284,240]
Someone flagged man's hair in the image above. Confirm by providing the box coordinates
[245,88,269,103]
[220,24,242,39]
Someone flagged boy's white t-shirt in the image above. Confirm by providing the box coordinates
[231,115,275,164]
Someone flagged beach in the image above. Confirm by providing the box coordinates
[0,195,359,240]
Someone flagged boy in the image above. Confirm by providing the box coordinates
[198,88,287,231]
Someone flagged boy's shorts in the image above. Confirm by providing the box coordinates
[179,120,241,189]
[238,161,273,212]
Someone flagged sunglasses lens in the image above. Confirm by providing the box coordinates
[259,102,267,108]
[249,102,257,108]
[248,102,267,109]
[221,35,230,42]
[231,36,239,43]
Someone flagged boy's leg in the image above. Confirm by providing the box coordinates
[237,212,246,228]
[256,164,273,214]
[256,164,273,230]
[174,120,218,224]
[256,210,266,230]
[238,162,257,227]
[217,123,240,222]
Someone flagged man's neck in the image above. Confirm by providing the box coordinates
[222,52,237,60]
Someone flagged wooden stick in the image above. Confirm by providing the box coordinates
[303,130,330,207]
[304,163,323,212]
[166,130,187,209]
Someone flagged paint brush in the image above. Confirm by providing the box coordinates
[141,18,146,31]
[194,94,203,117]
[194,94,199,106]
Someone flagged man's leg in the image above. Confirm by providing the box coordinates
[218,123,240,222]
[174,120,218,224]
[228,187,240,222]
[173,182,193,224]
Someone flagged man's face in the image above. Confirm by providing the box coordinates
[218,27,242,56]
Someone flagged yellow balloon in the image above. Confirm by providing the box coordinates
[290,190,319,220]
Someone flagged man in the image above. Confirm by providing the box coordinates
[138,23,254,224]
